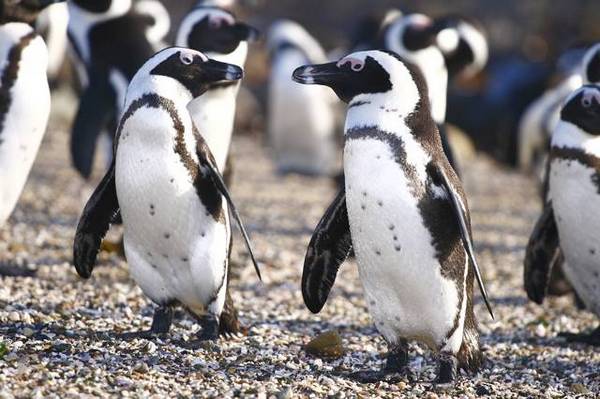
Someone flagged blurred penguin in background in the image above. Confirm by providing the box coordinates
[67,0,170,180]
[267,20,338,177]
[0,0,65,230]
[36,1,68,85]
[518,43,600,179]
[382,13,458,172]
[176,0,258,181]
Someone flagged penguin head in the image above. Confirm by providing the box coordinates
[433,15,488,78]
[1,0,65,24]
[582,43,600,84]
[384,14,439,55]
[129,47,243,103]
[293,50,427,110]
[177,6,258,56]
[561,85,600,135]
[267,20,328,64]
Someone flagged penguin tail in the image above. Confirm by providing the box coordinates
[457,296,484,373]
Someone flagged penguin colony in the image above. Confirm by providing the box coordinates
[0,0,599,388]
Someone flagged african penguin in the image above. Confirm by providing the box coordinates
[73,47,261,343]
[525,84,600,346]
[176,3,257,175]
[293,50,493,383]
[0,0,65,227]
[267,20,338,176]
[383,13,458,173]
[67,0,170,179]
[36,1,68,83]
[433,15,488,80]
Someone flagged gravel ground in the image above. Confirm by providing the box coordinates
[0,90,599,398]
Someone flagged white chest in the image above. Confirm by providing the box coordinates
[114,108,229,310]
[0,27,50,226]
[550,158,600,314]
[343,137,462,348]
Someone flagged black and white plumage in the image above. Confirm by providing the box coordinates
[176,3,257,174]
[525,84,600,345]
[267,20,338,176]
[36,2,68,82]
[382,13,458,173]
[0,0,65,226]
[293,50,492,383]
[73,47,261,342]
[67,0,170,179]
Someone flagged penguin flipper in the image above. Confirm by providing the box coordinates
[302,189,352,314]
[73,160,120,279]
[195,140,262,281]
[71,74,116,179]
[432,164,494,319]
[524,203,561,305]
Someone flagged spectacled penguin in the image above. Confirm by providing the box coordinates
[383,13,458,173]
[67,0,170,179]
[433,15,488,80]
[293,50,493,383]
[176,3,257,178]
[525,84,600,346]
[0,0,65,227]
[267,20,338,176]
[73,47,261,343]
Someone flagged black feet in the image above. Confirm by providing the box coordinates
[352,339,413,383]
[559,326,600,346]
[150,305,174,334]
[219,291,246,338]
[435,352,458,384]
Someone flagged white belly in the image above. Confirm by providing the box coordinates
[115,109,229,312]
[344,138,462,349]
[0,33,50,226]
[550,159,600,316]
[187,85,238,172]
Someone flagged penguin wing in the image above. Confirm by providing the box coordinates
[73,160,120,279]
[432,164,494,319]
[195,140,262,281]
[524,203,561,304]
[302,189,352,314]
[71,73,116,179]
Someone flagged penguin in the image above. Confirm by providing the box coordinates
[382,13,458,173]
[73,47,261,342]
[293,50,493,383]
[267,20,338,176]
[432,15,488,80]
[0,0,65,227]
[67,0,170,179]
[175,3,258,177]
[518,43,600,175]
[524,84,600,346]
[35,1,68,83]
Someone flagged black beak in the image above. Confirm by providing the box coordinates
[203,59,243,82]
[292,62,346,86]
[37,0,66,8]
[233,22,260,42]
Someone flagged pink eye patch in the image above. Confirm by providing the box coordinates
[582,89,600,107]
[208,14,235,29]
[337,57,365,72]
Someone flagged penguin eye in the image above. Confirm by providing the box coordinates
[180,53,194,65]
[582,97,593,108]
[337,57,365,72]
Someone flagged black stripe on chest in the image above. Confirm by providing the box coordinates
[550,146,600,193]
[116,93,225,223]
[346,127,465,281]
[0,31,37,145]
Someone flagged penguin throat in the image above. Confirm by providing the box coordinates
[345,97,415,135]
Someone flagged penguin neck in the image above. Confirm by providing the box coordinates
[345,94,419,137]
[552,120,600,155]
[125,78,194,119]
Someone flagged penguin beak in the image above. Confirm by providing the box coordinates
[292,62,348,86]
[202,59,243,82]
[233,22,260,42]
[37,0,66,7]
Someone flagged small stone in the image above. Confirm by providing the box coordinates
[21,327,35,337]
[304,330,344,359]
[276,387,293,399]
[571,384,590,394]
[8,312,20,322]
[144,341,157,354]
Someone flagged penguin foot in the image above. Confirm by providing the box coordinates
[119,330,160,340]
[435,352,458,385]
[150,305,174,334]
[0,262,36,277]
[559,326,600,346]
[218,292,247,339]
[196,314,220,342]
